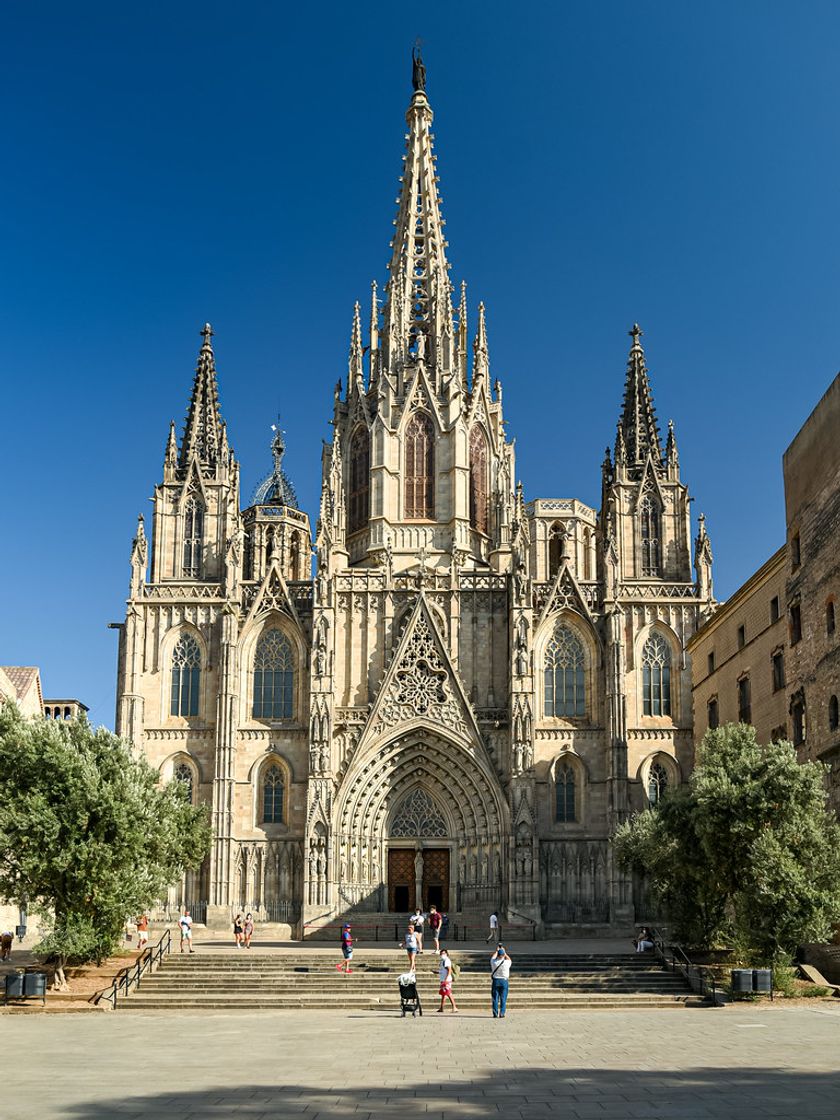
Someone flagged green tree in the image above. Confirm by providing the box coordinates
[616,723,840,961]
[0,704,211,985]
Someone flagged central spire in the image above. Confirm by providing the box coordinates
[382,49,454,379]
[616,324,663,473]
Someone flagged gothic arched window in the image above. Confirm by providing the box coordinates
[640,494,661,577]
[170,634,201,717]
[642,633,672,717]
[548,522,566,577]
[253,630,295,720]
[262,764,285,824]
[647,761,669,805]
[544,624,586,718]
[182,495,204,579]
[469,427,489,535]
[174,761,194,803]
[555,762,577,822]
[348,426,370,535]
[405,411,434,519]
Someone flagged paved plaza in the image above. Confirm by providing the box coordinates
[2,1004,840,1119]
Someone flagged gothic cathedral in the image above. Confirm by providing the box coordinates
[115,64,715,936]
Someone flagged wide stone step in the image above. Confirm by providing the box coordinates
[122,995,703,1010]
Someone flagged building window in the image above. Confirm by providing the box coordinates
[791,532,801,569]
[827,600,836,637]
[555,762,576,823]
[544,625,586,717]
[642,633,671,717]
[772,651,785,693]
[174,762,194,803]
[737,676,751,724]
[770,596,780,624]
[170,634,201,717]
[640,494,661,577]
[647,761,669,805]
[707,651,715,675]
[262,764,285,824]
[707,697,719,730]
[348,426,370,535]
[771,725,787,743]
[182,496,204,579]
[253,630,294,720]
[737,624,746,649]
[469,426,489,535]
[830,696,839,733]
[404,411,434,519]
[548,522,567,576]
[791,693,806,746]
[790,603,802,645]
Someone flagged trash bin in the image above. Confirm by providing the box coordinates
[753,968,772,994]
[731,968,753,994]
[4,971,25,1000]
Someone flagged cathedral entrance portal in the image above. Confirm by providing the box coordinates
[421,848,449,911]
[387,849,414,912]
[386,846,450,912]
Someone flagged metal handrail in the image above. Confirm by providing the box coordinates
[96,929,171,1010]
[652,932,724,1007]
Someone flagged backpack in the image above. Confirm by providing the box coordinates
[449,958,461,978]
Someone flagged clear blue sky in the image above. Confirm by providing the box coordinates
[3,2,839,728]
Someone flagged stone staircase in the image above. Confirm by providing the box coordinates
[120,951,703,1011]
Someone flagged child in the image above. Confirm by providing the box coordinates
[337,922,353,973]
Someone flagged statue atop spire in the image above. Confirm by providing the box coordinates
[412,42,426,92]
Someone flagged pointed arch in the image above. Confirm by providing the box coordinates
[253,628,295,720]
[261,762,286,824]
[469,425,489,535]
[548,521,567,577]
[639,491,661,577]
[554,757,578,823]
[348,424,370,535]
[638,752,680,807]
[170,632,202,717]
[182,493,204,578]
[404,411,434,519]
[543,622,586,718]
[641,631,672,716]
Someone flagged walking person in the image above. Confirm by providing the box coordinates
[411,907,425,953]
[233,912,244,948]
[486,911,501,943]
[243,913,254,949]
[337,922,353,973]
[490,944,511,1018]
[428,904,442,951]
[136,913,149,950]
[178,909,194,954]
[437,948,458,1014]
[0,930,13,961]
[401,923,419,971]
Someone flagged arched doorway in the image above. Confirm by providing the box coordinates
[386,788,451,912]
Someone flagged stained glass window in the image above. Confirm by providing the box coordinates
[262,764,285,823]
[174,761,194,802]
[642,633,671,716]
[405,412,434,518]
[647,761,668,805]
[544,625,586,717]
[469,426,489,535]
[348,426,370,535]
[253,630,294,719]
[171,634,201,717]
[555,762,576,822]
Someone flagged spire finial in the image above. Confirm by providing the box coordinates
[629,323,643,348]
[412,41,426,92]
[200,322,214,347]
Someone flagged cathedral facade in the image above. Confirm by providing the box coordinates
[115,67,715,935]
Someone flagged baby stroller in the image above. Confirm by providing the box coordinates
[398,971,423,1017]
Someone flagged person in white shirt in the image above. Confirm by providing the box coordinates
[410,909,425,953]
[490,945,511,1017]
[178,910,195,955]
[437,949,458,1014]
[486,911,501,943]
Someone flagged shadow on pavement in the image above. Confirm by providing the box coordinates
[57,1065,840,1119]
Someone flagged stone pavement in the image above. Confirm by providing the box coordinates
[3,1004,840,1119]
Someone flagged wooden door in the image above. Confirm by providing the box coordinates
[388,849,415,913]
[422,848,449,911]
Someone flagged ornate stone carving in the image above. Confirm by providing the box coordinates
[390,788,446,838]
